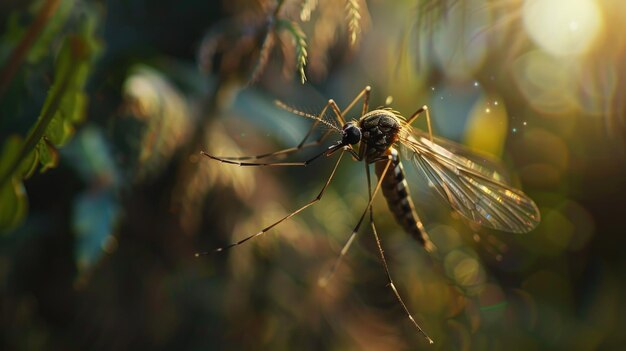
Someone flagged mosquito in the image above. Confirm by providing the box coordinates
[196,86,541,343]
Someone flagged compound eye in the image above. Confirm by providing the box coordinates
[343,124,362,145]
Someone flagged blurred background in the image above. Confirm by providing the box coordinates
[1,0,625,350]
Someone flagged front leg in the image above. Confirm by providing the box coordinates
[406,105,433,142]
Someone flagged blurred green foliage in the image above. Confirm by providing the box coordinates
[0,0,100,230]
[1,0,626,351]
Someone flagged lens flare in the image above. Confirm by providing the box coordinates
[511,50,579,115]
[523,0,603,56]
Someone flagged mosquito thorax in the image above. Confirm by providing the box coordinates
[341,122,362,145]
[359,110,402,161]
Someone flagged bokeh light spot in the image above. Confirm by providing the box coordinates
[512,50,579,115]
[464,94,508,158]
[445,249,487,294]
[523,0,603,56]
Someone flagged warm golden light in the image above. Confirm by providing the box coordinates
[464,94,508,158]
[511,50,579,115]
[523,0,603,56]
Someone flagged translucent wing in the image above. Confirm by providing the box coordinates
[412,129,513,184]
[400,132,540,233]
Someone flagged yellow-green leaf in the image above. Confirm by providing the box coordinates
[0,6,101,233]
[18,149,39,179]
[0,136,23,178]
[37,139,59,172]
[45,113,67,145]
[0,177,28,231]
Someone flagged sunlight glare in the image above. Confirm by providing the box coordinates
[523,0,603,56]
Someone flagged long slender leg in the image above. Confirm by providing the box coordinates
[214,129,333,162]
[206,99,346,165]
[195,152,345,256]
[318,157,392,286]
[213,96,345,163]
[365,162,434,344]
[307,86,372,130]
[215,86,372,163]
[200,144,331,167]
[217,100,340,162]
[341,85,372,117]
[406,105,433,142]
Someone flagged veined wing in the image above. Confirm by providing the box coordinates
[400,133,540,233]
[412,129,512,184]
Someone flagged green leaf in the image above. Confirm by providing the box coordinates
[0,136,29,231]
[24,20,100,153]
[38,30,99,147]
[17,149,39,179]
[0,7,101,232]
[45,112,65,145]
[0,136,23,179]
[63,91,88,123]
[36,139,58,172]
[0,177,28,231]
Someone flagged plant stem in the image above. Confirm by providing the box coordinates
[273,0,286,17]
[0,54,74,189]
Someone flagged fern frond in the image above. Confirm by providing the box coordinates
[300,0,319,21]
[345,0,362,46]
[277,19,308,84]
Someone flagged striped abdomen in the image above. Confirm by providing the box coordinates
[374,148,436,253]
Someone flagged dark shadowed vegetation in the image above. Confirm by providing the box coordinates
[1,0,626,350]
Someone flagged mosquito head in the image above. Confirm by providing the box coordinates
[341,122,362,145]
